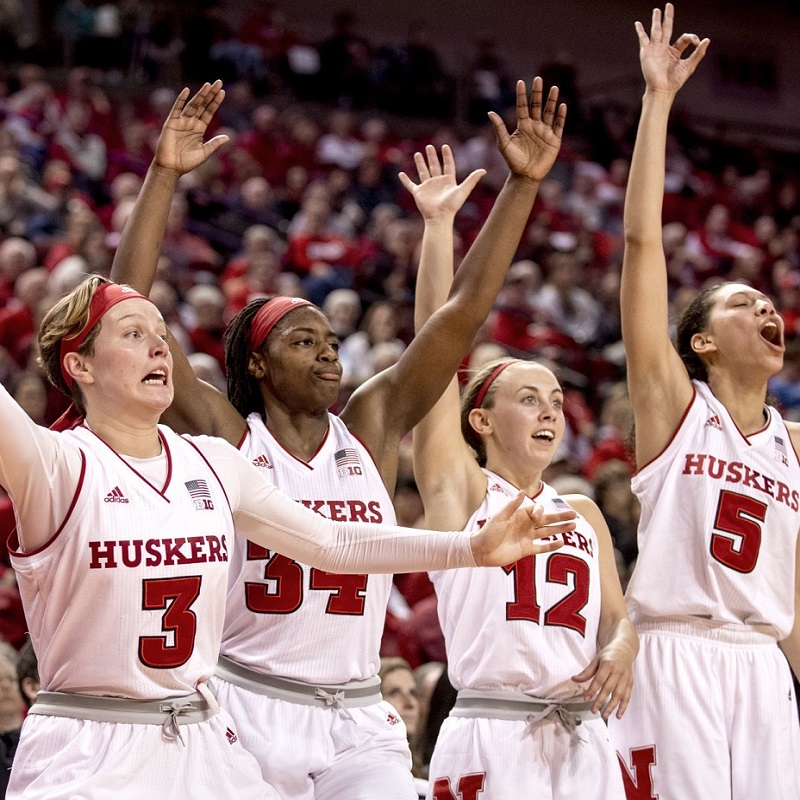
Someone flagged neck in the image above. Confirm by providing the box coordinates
[706,371,768,436]
[0,710,21,733]
[260,403,330,462]
[84,409,163,458]
[484,460,544,498]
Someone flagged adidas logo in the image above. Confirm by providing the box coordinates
[252,454,273,470]
[103,487,129,504]
[705,414,722,430]
[225,726,238,744]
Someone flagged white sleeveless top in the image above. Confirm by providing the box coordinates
[430,472,601,699]
[10,424,234,699]
[626,381,800,638]
[221,412,395,683]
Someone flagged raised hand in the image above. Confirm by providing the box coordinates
[488,77,566,184]
[572,636,636,720]
[398,144,485,222]
[470,494,575,567]
[636,3,710,95]
[153,81,230,177]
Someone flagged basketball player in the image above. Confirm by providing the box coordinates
[606,6,800,798]
[1,275,574,797]
[409,164,636,800]
[110,77,567,799]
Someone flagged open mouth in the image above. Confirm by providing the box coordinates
[143,370,168,386]
[532,430,555,442]
[760,321,783,348]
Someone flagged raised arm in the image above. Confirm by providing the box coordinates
[621,3,709,466]
[111,82,245,445]
[403,145,488,529]
[345,78,566,476]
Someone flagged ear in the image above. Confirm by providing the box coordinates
[468,407,493,437]
[690,331,717,356]
[248,351,267,379]
[62,352,94,387]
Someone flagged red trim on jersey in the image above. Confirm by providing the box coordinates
[782,420,800,469]
[633,386,697,476]
[724,402,770,445]
[78,425,173,500]
[9,450,87,557]
[260,417,330,470]
[347,429,381,473]
[183,436,234,518]
[236,426,250,451]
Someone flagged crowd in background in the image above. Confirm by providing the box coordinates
[0,0,795,788]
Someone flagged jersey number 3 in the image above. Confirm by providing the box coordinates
[709,489,765,574]
[245,544,368,616]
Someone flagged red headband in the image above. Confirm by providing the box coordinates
[472,362,514,410]
[60,282,149,389]
[249,296,315,350]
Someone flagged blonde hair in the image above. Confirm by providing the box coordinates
[37,275,112,412]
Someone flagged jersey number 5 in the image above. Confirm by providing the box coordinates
[503,554,590,636]
[139,576,202,669]
[245,545,368,616]
[709,489,765,574]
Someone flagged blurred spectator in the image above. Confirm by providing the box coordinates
[0,268,48,368]
[467,37,511,125]
[317,9,372,107]
[0,155,58,239]
[339,300,405,389]
[593,458,639,569]
[0,640,23,797]
[183,283,227,371]
[321,287,361,339]
[316,109,364,171]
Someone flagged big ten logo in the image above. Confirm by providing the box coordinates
[337,464,362,478]
[193,498,215,511]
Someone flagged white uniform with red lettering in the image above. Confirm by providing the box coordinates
[216,412,415,800]
[609,381,800,800]
[426,472,625,800]
[9,424,275,800]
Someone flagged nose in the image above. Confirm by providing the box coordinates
[319,342,339,362]
[756,297,776,316]
[151,332,169,356]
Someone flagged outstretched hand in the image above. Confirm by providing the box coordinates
[470,493,575,567]
[636,3,710,95]
[398,144,485,222]
[488,77,566,184]
[154,80,230,177]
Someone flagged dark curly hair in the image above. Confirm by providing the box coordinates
[675,283,725,382]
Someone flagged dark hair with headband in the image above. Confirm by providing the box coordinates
[224,296,319,419]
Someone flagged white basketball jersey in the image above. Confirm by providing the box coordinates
[430,472,601,699]
[626,381,800,637]
[10,425,235,699]
[221,413,395,683]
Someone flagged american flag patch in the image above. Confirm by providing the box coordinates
[334,448,360,468]
[775,436,789,466]
[552,497,573,511]
[185,479,212,499]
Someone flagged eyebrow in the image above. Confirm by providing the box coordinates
[728,290,767,303]
[286,325,337,338]
[516,384,564,396]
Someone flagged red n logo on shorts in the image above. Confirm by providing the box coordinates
[432,773,486,800]
[617,746,658,799]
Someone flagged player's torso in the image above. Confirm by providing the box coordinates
[221,413,395,683]
[627,381,800,636]
[431,473,601,699]
[12,425,234,698]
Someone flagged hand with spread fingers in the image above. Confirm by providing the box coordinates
[470,493,575,567]
[398,143,485,223]
[153,80,230,178]
[488,76,566,184]
[636,2,710,95]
